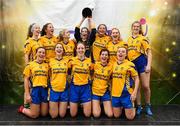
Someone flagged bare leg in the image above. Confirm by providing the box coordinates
[49,101,58,118]
[103,100,113,118]
[92,100,101,118]
[70,102,78,117]
[23,103,40,118]
[113,107,123,118]
[125,108,135,120]
[40,102,48,116]
[83,101,91,117]
[140,72,151,104]
[59,102,68,118]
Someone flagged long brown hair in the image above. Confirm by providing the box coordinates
[97,24,108,35]
[41,23,52,36]
[131,21,143,35]
[26,23,35,39]
[99,48,110,63]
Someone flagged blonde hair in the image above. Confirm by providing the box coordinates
[58,29,67,42]
[111,28,123,41]
[131,21,143,35]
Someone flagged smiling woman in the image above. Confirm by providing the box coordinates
[0,0,179,107]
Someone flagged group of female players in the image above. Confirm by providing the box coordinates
[18,16,152,120]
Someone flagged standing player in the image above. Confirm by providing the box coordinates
[23,23,41,108]
[49,43,69,118]
[74,17,96,57]
[112,46,139,120]
[106,28,127,64]
[58,29,75,60]
[24,23,41,64]
[18,47,49,118]
[92,24,111,62]
[92,49,113,118]
[127,21,152,116]
[69,43,92,117]
[38,23,58,62]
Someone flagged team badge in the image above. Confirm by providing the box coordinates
[120,67,124,70]
[115,66,118,71]
[48,40,51,44]
[102,68,104,73]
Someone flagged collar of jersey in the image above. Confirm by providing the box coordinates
[117,59,127,65]
[55,57,63,61]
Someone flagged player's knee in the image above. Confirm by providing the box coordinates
[114,113,121,118]
[70,111,77,117]
[50,112,58,119]
[31,113,39,119]
[126,113,135,120]
[59,111,66,118]
[142,85,150,91]
[106,111,113,118]
[84,111,91,117]
[93,110,101,118]
[41,111,48,117]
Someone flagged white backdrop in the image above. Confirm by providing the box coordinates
[27,0,150,40]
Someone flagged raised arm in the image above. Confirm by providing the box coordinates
[87,18,96,46]
[74,17,86,41]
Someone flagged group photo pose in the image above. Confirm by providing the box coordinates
[18,7,153,120]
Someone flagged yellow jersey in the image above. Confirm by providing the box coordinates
[60,40,75,60]
[92,34,111,62]
[49,58,69,92]
[69,56,92,85]
[106,40,127,64]
[24,38,41,61]
[112,59,138,97]
[23,60,49,87]
[38,35,58,61]
[92,62,112,96]
[127,35,151,61]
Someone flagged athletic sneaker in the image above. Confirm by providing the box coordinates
[145,104,153,116]
[18,105,24,113]
[136,105,142,116]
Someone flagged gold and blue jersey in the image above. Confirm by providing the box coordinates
[49,58,69,92]
[24,38,41,61]
[112,60,138,97]
[92,34,111,62]
[23,60,49,87]
[106,40,127,64]
[69,56,92,85]
[60,40,75,60]
[38,35,58,61]
[127,35,151,61]
[92,62,112,96]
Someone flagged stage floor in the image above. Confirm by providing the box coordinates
[0,104,179,125]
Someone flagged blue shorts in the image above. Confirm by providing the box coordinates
[92,90,111,102]
[31,86,48,104]
[112,94,133,109]
[70,82,91,103]
[132,54,147,74]
[49,88,68,102]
